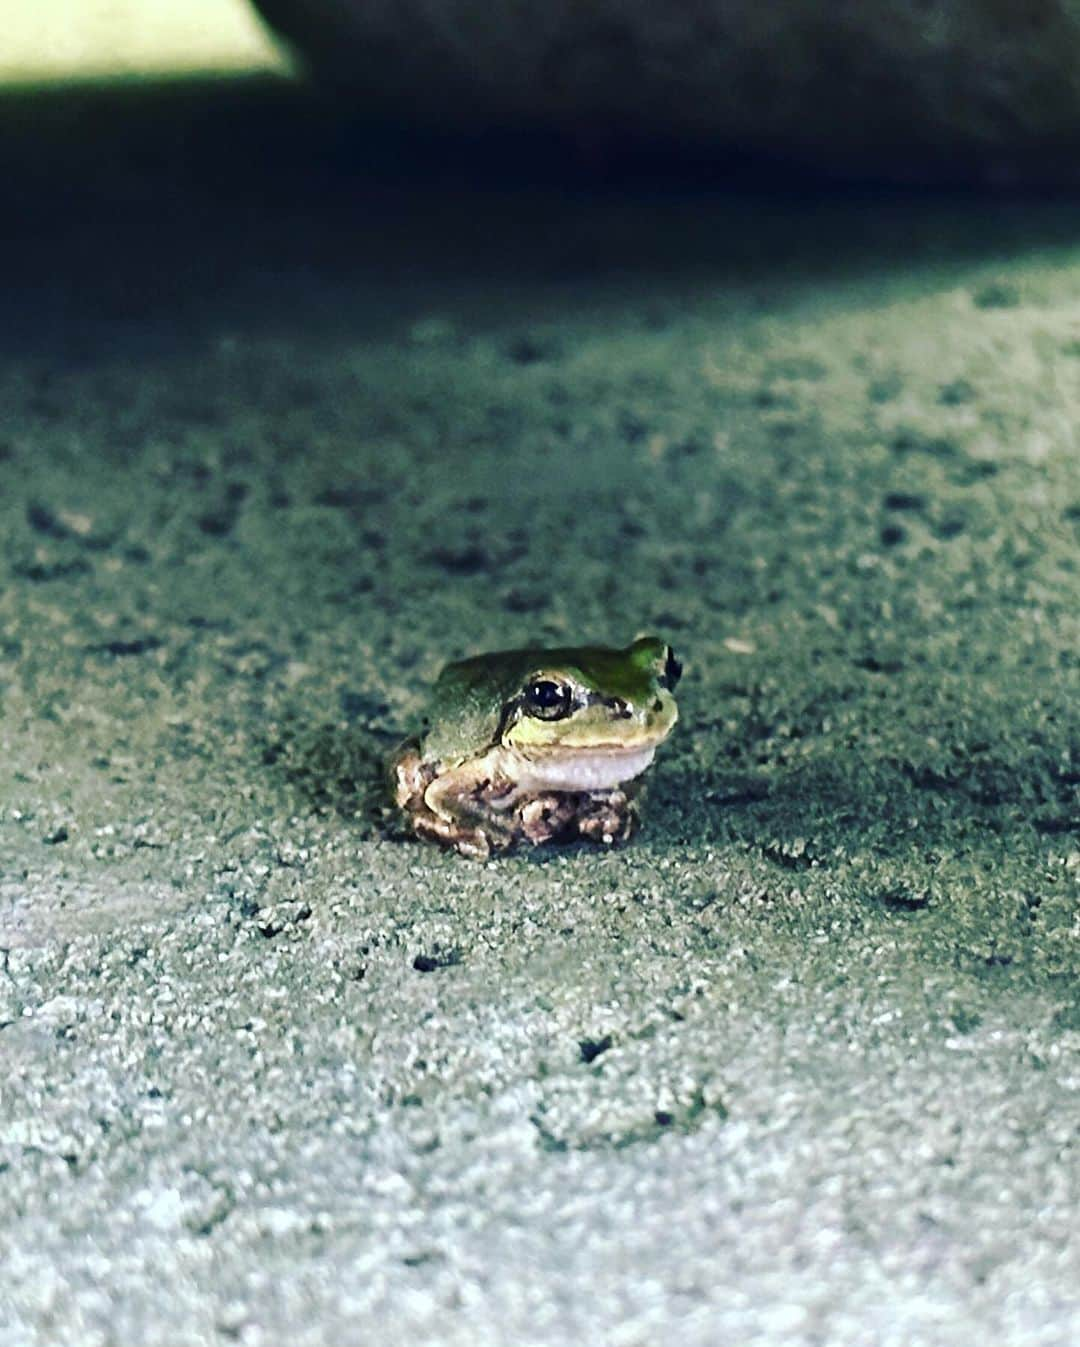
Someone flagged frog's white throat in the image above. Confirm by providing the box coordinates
[506,743,658,794]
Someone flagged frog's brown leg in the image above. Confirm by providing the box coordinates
[409,812,492,860]
[574,790,636,846]
[416,748,523,858]
[387,742,488,857]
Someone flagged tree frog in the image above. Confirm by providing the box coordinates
[390,636,681,859]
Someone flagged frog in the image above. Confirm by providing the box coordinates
[390,636,681,859]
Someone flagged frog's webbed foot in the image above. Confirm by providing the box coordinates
[574,790,636,847]
[520,790,636,848]
[518,793,581,846]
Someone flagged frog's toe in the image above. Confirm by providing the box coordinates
[519,794,579,845]
[576,793,636,847]
[452,831,492,861]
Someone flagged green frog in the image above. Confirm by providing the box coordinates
[390,636,681,858]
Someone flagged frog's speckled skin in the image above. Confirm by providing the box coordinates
[391,637,681,859]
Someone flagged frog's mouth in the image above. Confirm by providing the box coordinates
[508,743,659,793]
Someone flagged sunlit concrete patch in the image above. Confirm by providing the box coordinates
[0,0,289,83]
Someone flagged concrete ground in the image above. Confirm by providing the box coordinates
[1,77,1078,1347]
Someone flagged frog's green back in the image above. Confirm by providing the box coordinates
[419,639,671,765]
[420,650,534,764]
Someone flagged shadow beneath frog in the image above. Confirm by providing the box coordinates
[257,694,1076,870]
[648,738,1077,871]
[258,708,401,838]
[259,708,662,861]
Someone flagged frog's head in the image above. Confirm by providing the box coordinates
[422,637,682,790]
[493,636,681,791]
[501,636,679,749]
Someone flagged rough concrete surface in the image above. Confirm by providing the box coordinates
[1,78,1079,1347]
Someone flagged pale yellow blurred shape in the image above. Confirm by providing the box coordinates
[0,0,290,82]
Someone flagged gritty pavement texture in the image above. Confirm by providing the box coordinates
[1,78,1078,1347]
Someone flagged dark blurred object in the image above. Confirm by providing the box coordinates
[252,0,1080,184]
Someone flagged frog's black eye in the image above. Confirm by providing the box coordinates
[659,646,682,691]
[523,678,573,720]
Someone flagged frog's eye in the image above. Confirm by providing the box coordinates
[659,646,682,691]
[523,678,573,721]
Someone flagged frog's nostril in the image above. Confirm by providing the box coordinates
[652,698,663,713]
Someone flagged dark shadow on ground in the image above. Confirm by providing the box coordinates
[258,705,397,830]
[6,74,1080,360]
[652,746,1077,864]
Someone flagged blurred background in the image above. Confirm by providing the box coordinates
[10,0,1080,184]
